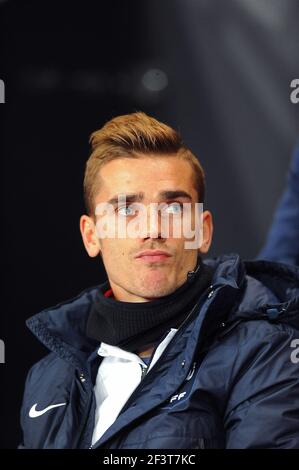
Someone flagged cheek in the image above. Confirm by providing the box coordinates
[100,240,130,265]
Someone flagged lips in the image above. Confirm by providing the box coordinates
[135,250,172,263]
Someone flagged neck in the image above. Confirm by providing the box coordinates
[138,346,155,358]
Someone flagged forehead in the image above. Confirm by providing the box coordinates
[96,156,197,199]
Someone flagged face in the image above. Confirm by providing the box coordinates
[80,155,213,302]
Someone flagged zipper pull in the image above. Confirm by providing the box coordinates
[140,364,148,379]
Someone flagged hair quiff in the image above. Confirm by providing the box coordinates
[84,112,205,215]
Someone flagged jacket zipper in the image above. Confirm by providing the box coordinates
[140,364,148,380]
[72,371,94,449]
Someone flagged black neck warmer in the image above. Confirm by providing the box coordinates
[86,258,214,353]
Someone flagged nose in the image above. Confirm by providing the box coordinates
[144,204,164,240]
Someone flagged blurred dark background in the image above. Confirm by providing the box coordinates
[1,0,299,448]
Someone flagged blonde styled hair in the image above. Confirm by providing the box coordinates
[84,112,205,215]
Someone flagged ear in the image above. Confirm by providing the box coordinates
[80,214,101,258]
[198,210,213,254]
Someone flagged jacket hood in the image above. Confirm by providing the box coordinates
[26,253,299,367]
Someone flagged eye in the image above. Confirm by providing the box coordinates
[117,205,136,216]
[165,202,183,215]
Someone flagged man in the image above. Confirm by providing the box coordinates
[20,112,299,449]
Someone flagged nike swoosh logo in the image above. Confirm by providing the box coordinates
[29,402,67,418]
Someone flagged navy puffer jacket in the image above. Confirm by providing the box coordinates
[20,254,299,449]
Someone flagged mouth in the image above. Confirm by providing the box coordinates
[135,250,172,263]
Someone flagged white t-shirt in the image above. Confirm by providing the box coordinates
[91,328,178,445]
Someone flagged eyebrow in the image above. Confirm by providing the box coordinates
[107,190,193,205]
